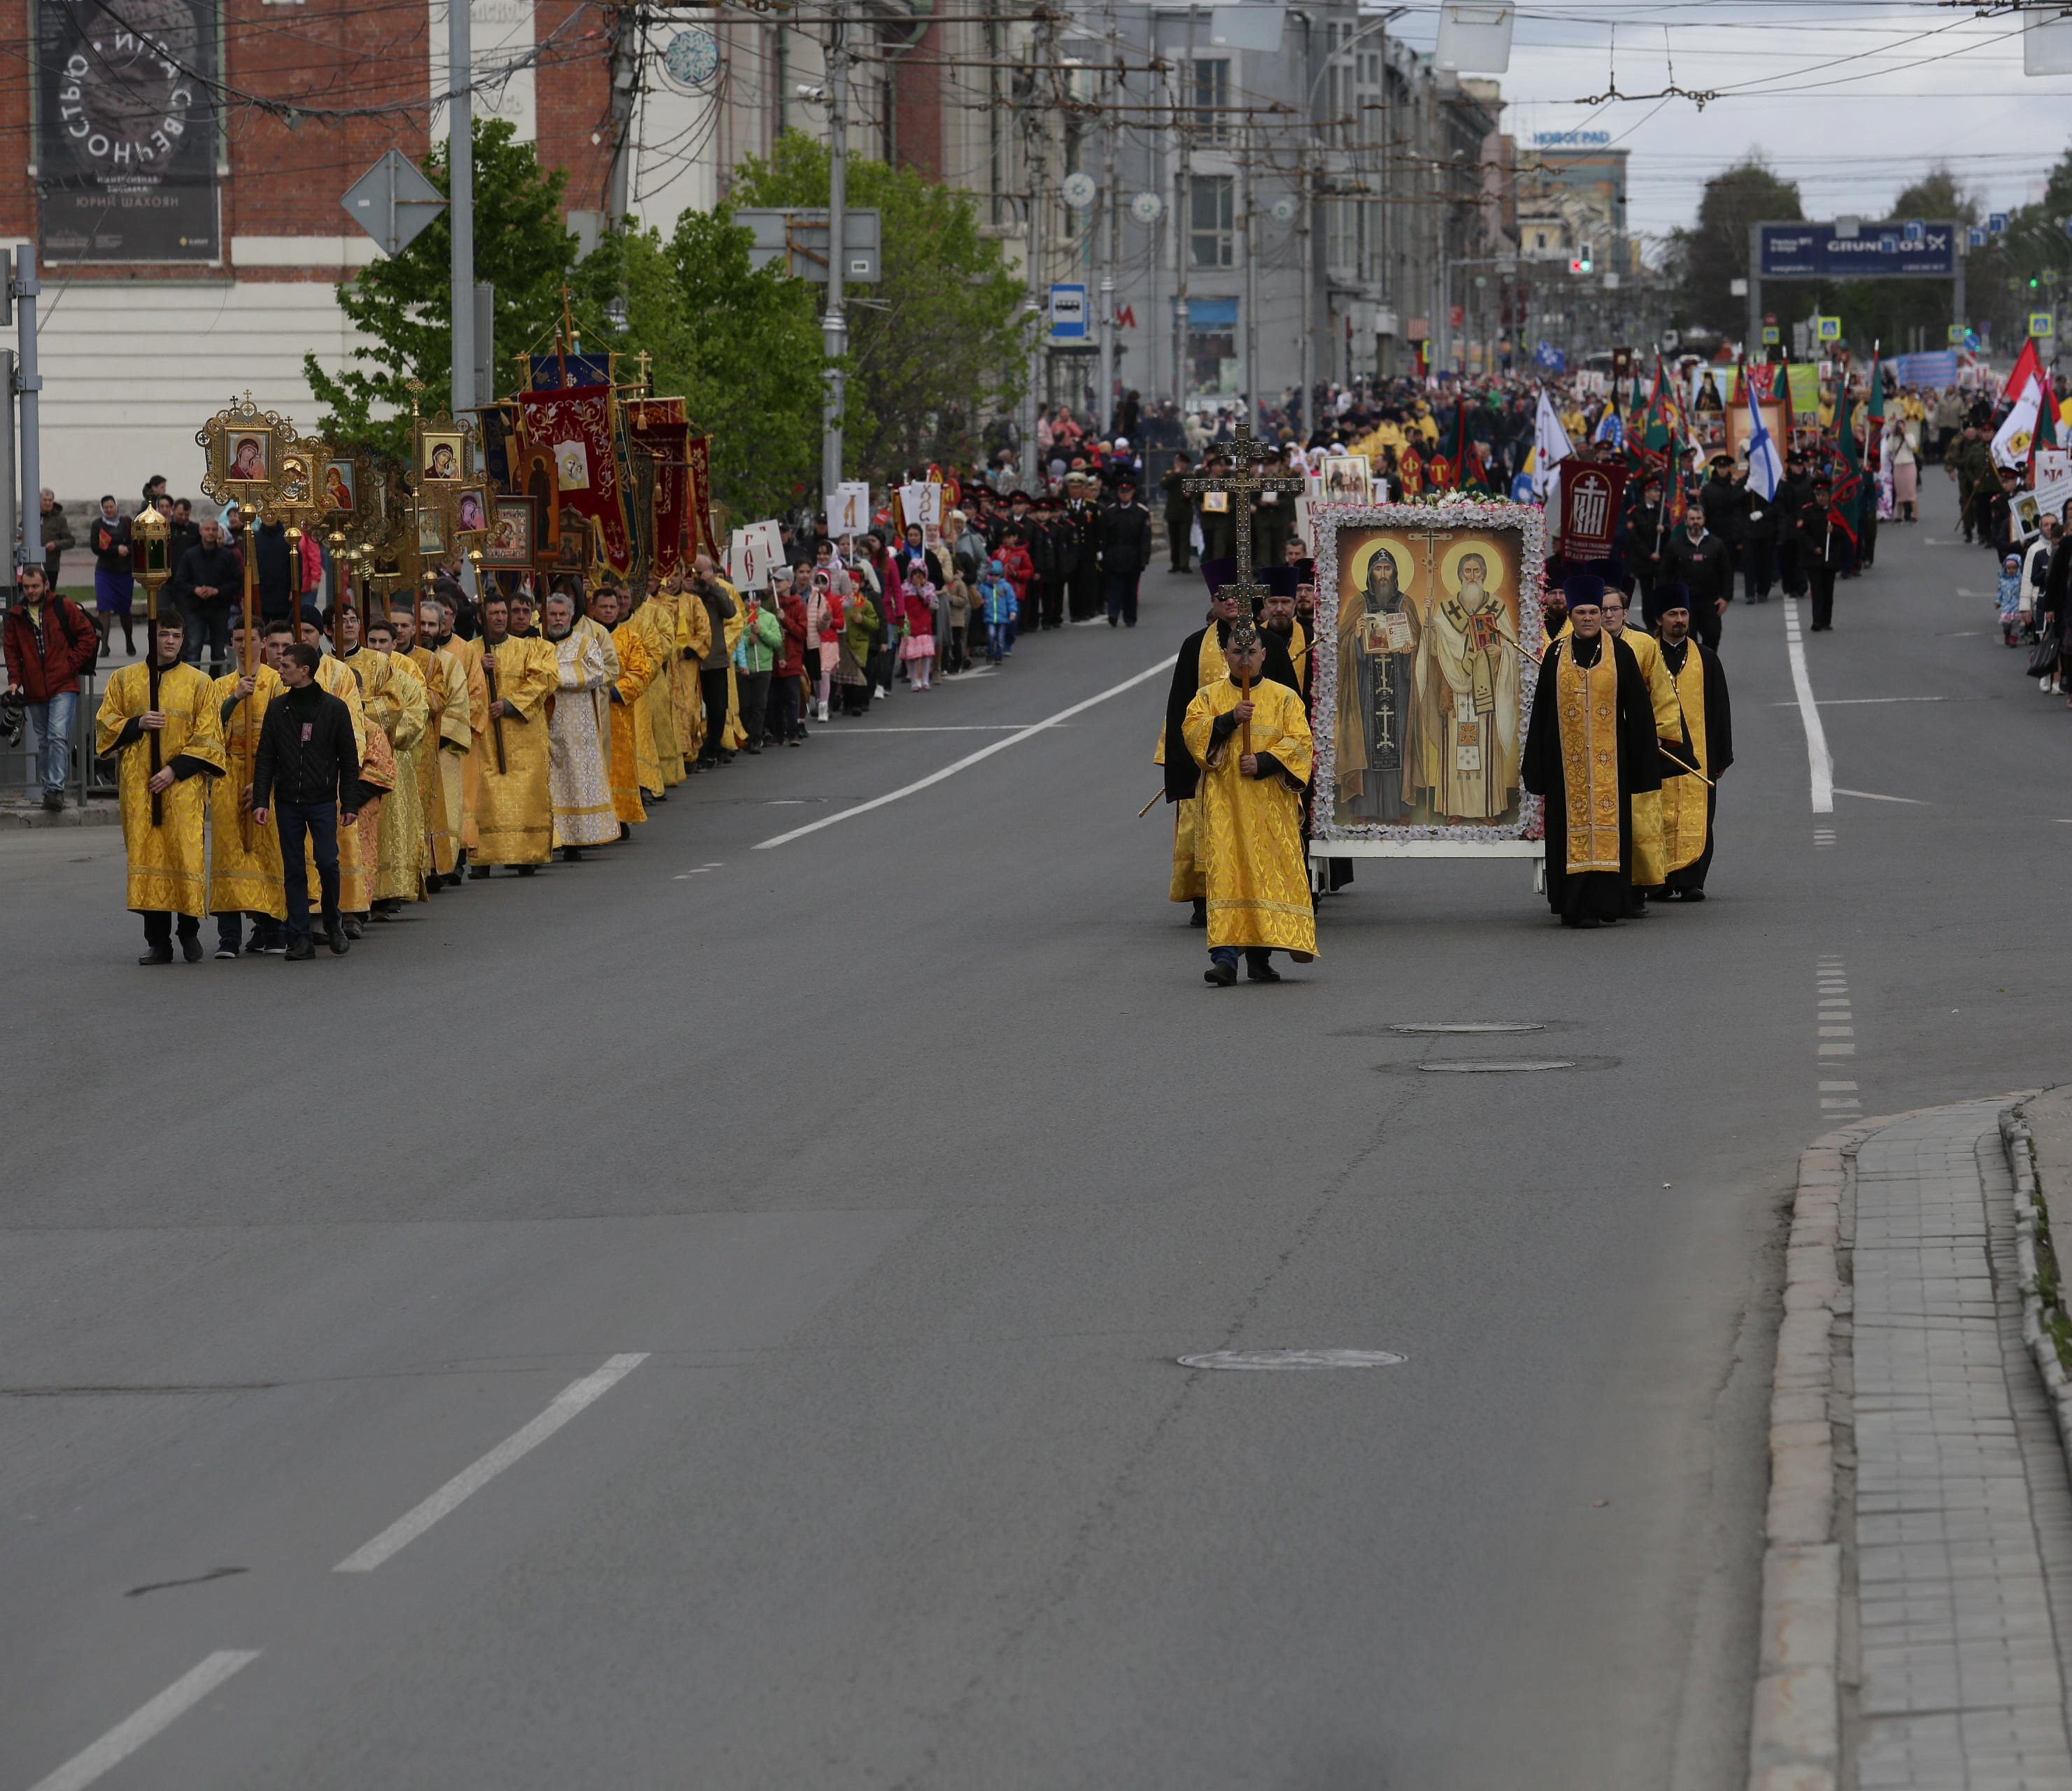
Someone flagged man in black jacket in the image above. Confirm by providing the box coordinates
[169,516,245,677]
[1098,477,1154,628]
[1697,455,1746,606]
[1797,475,1847,632]
[250,640,361,958]
[1061,476,1101,623]
[1664,509,1733,650]
[1162,451,1195,572]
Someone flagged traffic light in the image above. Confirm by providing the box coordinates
[1569,242,1594,275]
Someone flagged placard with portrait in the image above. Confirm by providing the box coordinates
[1310,500,1547,846]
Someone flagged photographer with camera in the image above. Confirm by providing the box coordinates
[3,564,101,812]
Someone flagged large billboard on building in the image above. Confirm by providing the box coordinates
[38,0,220,264]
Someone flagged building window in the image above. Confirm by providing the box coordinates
[1191,58,1230,146]
[1191,174,1234,268]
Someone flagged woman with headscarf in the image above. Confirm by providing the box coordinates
[836,578,881,716]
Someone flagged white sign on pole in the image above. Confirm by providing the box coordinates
[728,520,786,590]
[900,481,942,529]
[828,482,870,536]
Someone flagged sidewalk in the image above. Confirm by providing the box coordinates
[1752,1089,2072,1791]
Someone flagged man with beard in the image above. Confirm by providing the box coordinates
[406,600,472,887]
[542,590,618,861]
[1520,571,1664,929]
[1652,583,1734,900]
[1335,541,1421,824]
[1409,546,1520,823]
[468,593,559,876]
[351,611,431,918]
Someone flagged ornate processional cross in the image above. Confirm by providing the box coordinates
[1183,420,1306,615]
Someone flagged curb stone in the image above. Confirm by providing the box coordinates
[2002,1102,2072,1485]
[1746,1099,2036,1791]
[0,800,118,829]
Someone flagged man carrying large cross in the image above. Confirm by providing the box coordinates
[1154,423,1305,924]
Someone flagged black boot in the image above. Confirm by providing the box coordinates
[326,916,350,956]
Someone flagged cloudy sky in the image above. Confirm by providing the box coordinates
[1384,0,2072,248]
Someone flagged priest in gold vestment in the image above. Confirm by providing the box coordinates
[1519,572,1665,930]
[1651,586,1733,902]
[469,592,560,874]
[1601,583,1682,909]
[95,610,228,962]
[544,590,620,855]
[1180,622,1318,986]
[206,616,288,954]
[590,586,655,828]
[355,613,431,911]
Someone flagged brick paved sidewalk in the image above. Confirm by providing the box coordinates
[1753,1094,2072,1791]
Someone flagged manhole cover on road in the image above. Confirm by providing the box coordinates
[1178,1349,1407,1371]
[1388,1021,1545,1035]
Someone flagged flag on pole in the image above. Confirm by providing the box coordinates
[2001,337,2046,409]
[1743,364,1782,502]
[1532,387,1573,503]
[1993,377,2043,470]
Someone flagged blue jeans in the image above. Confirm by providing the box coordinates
[180,596,233,672]
[24,691,75,796]
[276,800,340,940]
[986,621,1009,660]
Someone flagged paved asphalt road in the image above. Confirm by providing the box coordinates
[3,476,2064,1790]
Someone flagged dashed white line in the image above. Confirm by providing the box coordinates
[1783,598,1835,814]
[334,1353,648,1573]
[27,1650,261,1791]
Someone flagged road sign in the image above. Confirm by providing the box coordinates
[1903,219,1925,243]
[1759,221,1956,279]
[1049,283,1088,340]
[1991,211,2010,234]
[1949,323,1968,344]
[2034,312,2057,338]
[737,208,881,283]
[1761,325,1780,346]
[1815,316,1842,342]
[1968,226,1987,248]
[341,148,447,257]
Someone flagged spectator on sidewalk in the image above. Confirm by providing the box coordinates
[39,490,73,590]
[90,495,134,658]
[168,516,244,677]
[732,584,782,751]
[2,565,99,811]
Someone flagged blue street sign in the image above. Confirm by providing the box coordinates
[1047,283,1088,341]
[1878,232,1901,254]
[1969,227,1987,248]
[1990,212,2010,235]
[1903,219,1924,243]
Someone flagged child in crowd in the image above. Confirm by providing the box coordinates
[1999,551,2025,647]
[979,559,1016,664]
[900,573,937,691]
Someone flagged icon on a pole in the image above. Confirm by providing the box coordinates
[1990,211,2010,235]
[341,148,448,258]
[1815,316,1842,342]
[1968,227,1987,248]
[1949,323,1968,345]
[1049,283,1088,341]
[1761,325,1780,346]
[2033,311,2057,339]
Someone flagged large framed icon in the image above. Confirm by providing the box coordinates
[1307,497,1549,852]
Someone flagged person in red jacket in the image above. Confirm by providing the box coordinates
[3,565,100,810]
[772,573,809,745]
[995,529,1034,635]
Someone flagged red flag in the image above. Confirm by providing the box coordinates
[2003,337,2045,407]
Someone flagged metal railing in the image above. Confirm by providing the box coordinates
[0,669,116,806]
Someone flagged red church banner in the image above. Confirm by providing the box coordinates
[1559,459,1627,562]
[516,384,632,574]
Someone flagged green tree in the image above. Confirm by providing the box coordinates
[729,129,1031,478]
[613,212,825,519]
[305,119,583,456]
[1672,156,1803,335]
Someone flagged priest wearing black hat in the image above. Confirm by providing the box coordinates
[1520,569,1666,930]
[1652,583,1733,900]
[1795,474,1847,631]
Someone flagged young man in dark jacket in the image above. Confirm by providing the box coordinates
[167,516,245,677]
[250,640,361,958]
[3,565,99,809]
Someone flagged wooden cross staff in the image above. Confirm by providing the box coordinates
[1182,419,1305,623]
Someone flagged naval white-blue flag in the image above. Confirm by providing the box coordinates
[1745,369,1783,502]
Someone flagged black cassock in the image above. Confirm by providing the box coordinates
[1658,635,1734,894]
[1520,630,1664,923]
[1161,620,1300,802]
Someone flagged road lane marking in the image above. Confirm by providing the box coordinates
[1783,599,1834,814]
[27,1650,260,1791]
[1817,963,1861,1102]
[755,658,1173,849]
[1834,788,1928,805]
[334,1353,648,1573]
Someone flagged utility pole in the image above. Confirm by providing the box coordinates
[1240,120,1258,428]
[448,0,472,418]
[1019,16,1054,490]
[14,245,38,576]
[1097,56,1116,439]
[606,6,637,223]
[1296,152,1313,437]
[1174,6,1195,411]
[823,17,848,501]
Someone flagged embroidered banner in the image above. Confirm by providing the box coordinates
[516,385,632,574]
[630,411,690,576]
[684,435,718,563]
